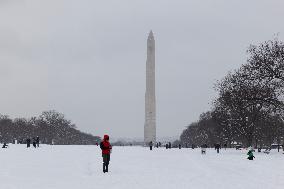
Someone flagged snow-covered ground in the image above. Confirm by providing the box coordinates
[0,145,283,189]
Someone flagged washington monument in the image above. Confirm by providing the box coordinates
[144,30,156,144]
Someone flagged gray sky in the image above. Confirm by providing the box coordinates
[0,0,284,139]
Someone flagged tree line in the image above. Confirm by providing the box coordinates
[0,110,101,145]
[180,38,284,148]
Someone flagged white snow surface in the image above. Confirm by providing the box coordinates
[1,145,283,189]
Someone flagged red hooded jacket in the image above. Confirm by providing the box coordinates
[100,135,112,155]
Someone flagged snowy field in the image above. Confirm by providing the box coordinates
[0,145,283,189]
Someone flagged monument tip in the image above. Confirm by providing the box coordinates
[149,30,154,37]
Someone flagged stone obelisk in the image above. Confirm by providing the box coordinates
[144,30,156,145]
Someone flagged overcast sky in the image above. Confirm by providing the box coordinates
[0,0,284,139]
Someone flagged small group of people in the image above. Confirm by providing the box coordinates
[165,142,172,149]
[200,143,256,160]
[155,142,162,148]
[148,141,177,150]
[26,136,40,148]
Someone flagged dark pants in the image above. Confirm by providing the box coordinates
[248,156,254,160]
[102,154,110,172]
[150,146,152,150]
[217,148,220,153]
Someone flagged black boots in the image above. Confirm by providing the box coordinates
[103,163,109,173]
[105,163,108,172]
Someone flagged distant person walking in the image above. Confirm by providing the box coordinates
[32,138,37,148]
[149,141,153,150]
[100,135,112,173]
[215,143,221,153]
[26,138,31,148]
[36,136,40,147]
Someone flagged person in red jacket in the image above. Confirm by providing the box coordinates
[100,135,112,173]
